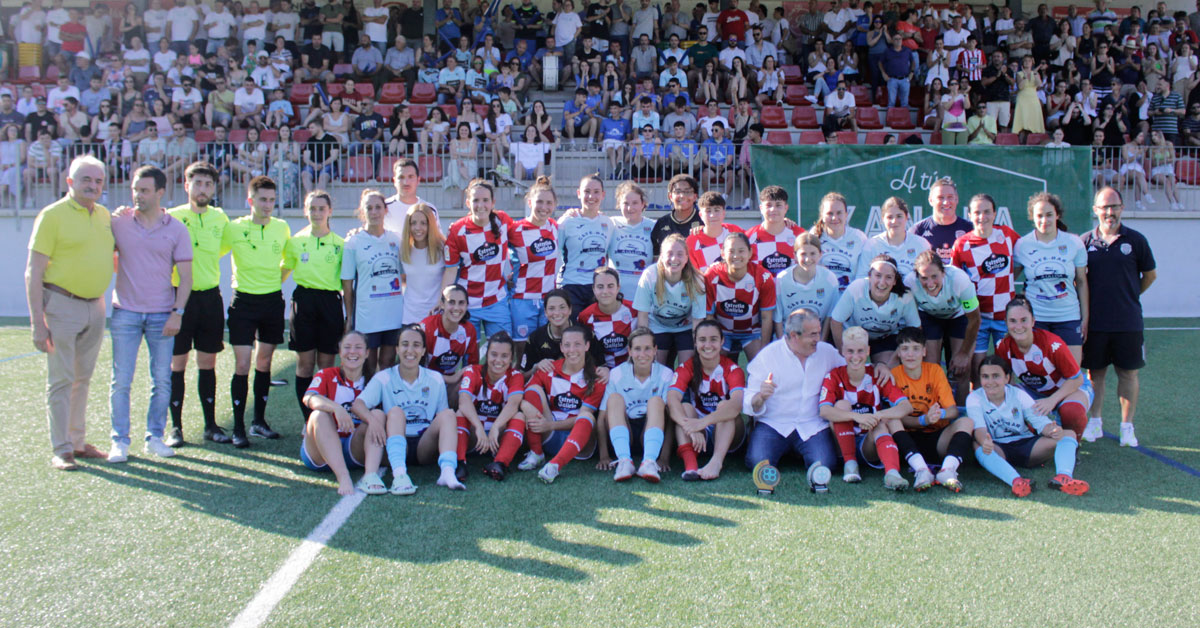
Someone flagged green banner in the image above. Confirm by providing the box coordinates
[750,146,1094,235]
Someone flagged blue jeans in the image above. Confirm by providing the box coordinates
[206,38,227,55]
[743,422,837,470]
[109,308,175,446]
[887,77,910,108]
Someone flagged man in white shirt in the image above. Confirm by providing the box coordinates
[362,0,390,55]
[240,1,270,50]
[47,76,80,115]
[166,0,200,56]
[171,78,204,130]
[743,309,843,492]
[233,77,266,130]
[823,79,857,132]
[824,0,855,58]
[718,35,746,71]
[701,0,721,41]
[153,39,177,74]
[251,50,282,89]
[272,0,301,43]
[942,15,970,67]
[632,0,658,42]
[44,0,68,62]
[144,0,169,50]
[940,0,977,31]
[202,0,238,55]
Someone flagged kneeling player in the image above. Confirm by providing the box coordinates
[667,320,747,481]
[597,328,675,482]
[456,332,528,481]
[970,355,1089,497]
[890,327,976,492]
[351,325,464,494]
[818,326,919,491]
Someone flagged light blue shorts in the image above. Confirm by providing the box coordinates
[974,317,1008,353]
[300,434,362,471]
[508,297,546,342]
[469,298,513,342]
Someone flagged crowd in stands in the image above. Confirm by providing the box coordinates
[4,0,1200,209]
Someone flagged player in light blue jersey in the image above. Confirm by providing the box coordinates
[905,249,980,404]
[969,355,1090,497]
[810,191,868,292]
[559,174,614,316]
[634,233,708,366]
[597,329,675,482]
[607,181,656,300]
[341,189,405,371]
[830,254,921,366]
[1013,192,1089,363]
[350,326,464,495]
[858,197,931,278]
[774,231,840,339]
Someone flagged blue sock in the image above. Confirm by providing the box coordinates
[386,436,407,475]
[1054,436,1079,477]
[437,451,457,471]
[974,447,1021,487]
[643,427,664,462]
[609,425,631,461]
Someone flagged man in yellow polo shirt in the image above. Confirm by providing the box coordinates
[24,155,113,471]
[223,175,292,448]
[167,161,233,447]
[283,189,345,420]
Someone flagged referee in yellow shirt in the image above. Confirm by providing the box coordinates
[284,190,346,420]
[222,176,292,448]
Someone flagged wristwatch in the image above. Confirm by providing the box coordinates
[173,308,186,316]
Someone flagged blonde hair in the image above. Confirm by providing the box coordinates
[794,231,822,255]
[842,326,870,348]
[654,234,703,303]
[401,202,445,265]
[354,188,387,224]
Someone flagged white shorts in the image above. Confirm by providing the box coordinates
[1150,164,1174,178]
[603,138,625,151]
[1119,162,1145,176]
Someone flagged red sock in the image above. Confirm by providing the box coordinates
[833,423,857,462]
[495,418,525,465]
[455,415,470,462]
[875,433,900,472]
[677,443,699,472]
[550,417,594,467]
[1058,402,1088,436]
[526,430,544,455]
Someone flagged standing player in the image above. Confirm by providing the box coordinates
[950,193,1020,383]
[456,332,527,481]
[650,174,704,255]
[222,175,291,448]
[579,268,636,369]
[773,232,840,340]
[558,174,612,317]
[597,329,675,482]
[911,176,972,264]
[905,250,980,403]
[508,177,559,355]
[383,157,438,241]
[341,189,405,371]
[634,234,708,366]
[284,190,346,421]
[667,320,747,481]
[810,191,868,292]
[607,182,655,301]
[1013,192,1088,364]
[746,185,805,275]
[829,255,921,366]
[443,179,514,338]
[422,285,479,406]
[168,161,232,445]
[704,232,776,360]
[685,191,744,273]
[859,196,931,277]
[301,331,377,496]
[399,203,445,325]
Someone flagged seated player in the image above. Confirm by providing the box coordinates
[995,297,1092,437]
[704,232,776,361]
[830,254,921,367]
[818,326,920,491]
[596,329,675,482]
[422,285,480,408]
[456,331,528,482]
[667,320,747,481]
[351,325,465,494]
[519,325,607,483]
[969,355,1090,497]
[579,268,636,369]
[300,331,380,496]
[890,326,977,492]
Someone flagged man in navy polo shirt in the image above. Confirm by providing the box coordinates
[1080,186,1157,448]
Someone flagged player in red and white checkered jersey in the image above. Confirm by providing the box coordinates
[817,326,925,490]
[455,332,528,481]
[950,194,1021,374]
[703,233,776,361]
[300,331,376,495]
[519,326,607,483]
[443,180,515,337]
[422,285,479,405]
[666,320,747,481]
[746,185,805,275]
[994,298,1093,436]
[507,179,560,345]
[578,268,637,368]
[685,191,745,273]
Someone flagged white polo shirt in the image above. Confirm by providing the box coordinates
[743,337,845,440]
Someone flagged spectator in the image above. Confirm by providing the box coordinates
[822,80,857,134]
[319,97,352,146]
[269,124,303,208]
[1181,101,1200,146]
[380,36,417,95]
[940,78,970,144]
[510,124,550,180]
[25,97,59,144]
[484,98,514,163]
[553,0,584,64]
[302,119,340,193]
[443,122,478,188]
[205,77,237,129]
[418,106,451,154]
[163,122,197,180]
[664,120,700,174]
[351,33,384,80]
[47,77,79,116]
[630,34,658,83]
[434,55,465,105]
[16,87,38,119]
[298,32,336,83]
[0,125,25,206]
[513,0,545,48]
[466,56,490,102]
[165,0,200,56]
[980,51,1014,131]
[967,105,998,144]
[148,99,176,142]
[633,0,660,43]
[200,0,236,55]
[137,122,168,168]
[881,35,914,109]
[264,88,294,129]
[1171,42,1198,98]
[57,96,91,146]
[1012,56,1046,144]
[201,125,235,189]
[349,97,386,170]
[230,127,269,184]
[320,0,350,59]
[526,99,555,142]
[701,121,735,194]
[79,77,112,118]
[0,95,26,130]
[24,129,64,201]
[152,39,177,76]
[171,77,204,131]
[1149,79,1185,144]
[233,77,267,130]
[436,0,465,52]
[388,104,418,155]
[143,0,168,51]
[240,1,270,50]
[299,0,323,43]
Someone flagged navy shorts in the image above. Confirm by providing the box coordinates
[364,329,400,349]
[1035,319,1083,346]
[1081,330,1146,371]
[870,333,900,355]
[996,436,1041,468]
[653,330,694,353]
[919,311,968,341]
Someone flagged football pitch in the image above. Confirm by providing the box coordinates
[3,320,1199,627]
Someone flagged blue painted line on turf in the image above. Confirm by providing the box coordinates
[1103,431,1200,479]
[0,351,38,363]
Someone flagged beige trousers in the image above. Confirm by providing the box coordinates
[43,291,106,456]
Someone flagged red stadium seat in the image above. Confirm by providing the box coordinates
[782,65,803,85]
[355,84,375,100]
[865,132,887,144]
[799,130,824,144]
[259,129,279,142]
[633,175,663,184]
[195,129,216,142]
[791,106,819,129]
[327,83,344,97]
[995,133,1019,145]
[15,66,41,84]
[440,104,459,121]
[874,88,888,108]
[855,107,883,129]
[850,84,872,107]
[293,128,313,143]
[332,63,353,77]
[410,83,437,104]
[417,156,443,182]
[409,104,428,127]
[929,131,942,144]
[44,65,60,83]
[228,128,248,143]
[378,155,399,182]
[374,103,393,120]
[784,84,810,106]
[886,107,915,129]
[343,156,374,182]
[765,131,792,145]
[1027,133,1049,145]
[760,105,787,129]
[1176,158,1200,185]
[379,82,407,104]
[474,104,489,118]
[836,131,858,144]
[909,85,925,109]
[290,83,315,105]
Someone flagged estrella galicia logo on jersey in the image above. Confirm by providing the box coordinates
[530,237,556,257]
[601,333,627,352]
[1018,372,1047,390]
[435,353,461,372]
[761,252,790,273]
[698,391,721,413]
[474,241,500,262]
[851,402,872,414]
[722,300,748,317]
[477,400,502,418]
[981,253,1008,274]
[555,392,582,413]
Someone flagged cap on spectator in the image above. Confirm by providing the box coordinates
[257,50,269,57]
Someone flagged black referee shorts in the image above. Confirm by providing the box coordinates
[1082,330,1146,371]
[227,291,286,347]
[289,285,344,354]
[173,287,225,355]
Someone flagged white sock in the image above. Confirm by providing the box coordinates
[907,453,929,473]
[1121,422,1135,431]
[940,455,960,473]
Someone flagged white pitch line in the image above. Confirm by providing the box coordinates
[229,491,366,628]
[1145,327,1200,331]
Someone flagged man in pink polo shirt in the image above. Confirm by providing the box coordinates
[106,165,194,463]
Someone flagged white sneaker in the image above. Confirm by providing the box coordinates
[437,466,466,490]
[842,459,861,483]
[883,469,909,491]
[912,467,935,491]
[1120,423,1139,447]
[935,467,963,492]
[1136,200,1147,210]
[538,462,560,484]
[107,442,129,463]
[144,437,176,458]
[1145,195,1156,204]
[1081,418,1104,443]
[389,472,418,495]
[613,458,635,482]
[517,450,545,471]
[804,95,818,104]
[636,459,661,483]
